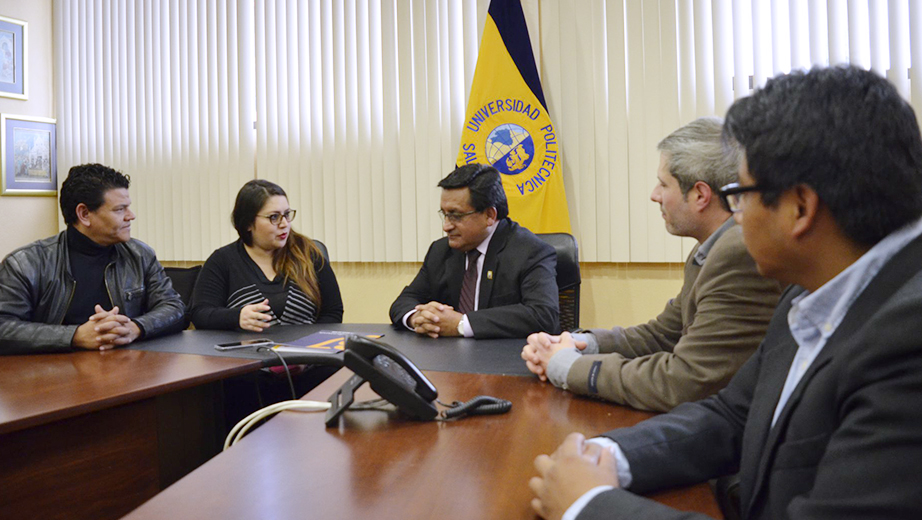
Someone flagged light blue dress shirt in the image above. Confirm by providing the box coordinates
[563,215,922,520]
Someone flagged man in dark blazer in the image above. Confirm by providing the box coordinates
[528,66,922,519]
[389,163,559,339]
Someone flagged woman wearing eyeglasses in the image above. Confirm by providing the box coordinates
[191,179,343,331]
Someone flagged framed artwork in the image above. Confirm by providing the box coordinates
[1,114,57,196]
[0,15,27,100]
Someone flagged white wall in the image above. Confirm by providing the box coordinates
[0,0,59,259]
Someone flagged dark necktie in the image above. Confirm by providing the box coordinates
[457,249,481,315]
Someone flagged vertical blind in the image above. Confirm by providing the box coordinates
[253,0,486,262]
[54,0,255,261]
[54,0,922,262]
[544,0,922,261]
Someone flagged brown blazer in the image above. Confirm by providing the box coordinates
[566,224,782,411]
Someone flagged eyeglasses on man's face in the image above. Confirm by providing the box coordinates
[257,209,297,226]
[718,183,771,213]
[437,209,479,224]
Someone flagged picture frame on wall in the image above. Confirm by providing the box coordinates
[0,15,27,100]
[1,114,57,196]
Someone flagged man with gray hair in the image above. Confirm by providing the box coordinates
[522,117,781,411]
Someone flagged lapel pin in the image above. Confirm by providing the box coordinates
[487,271,493,280]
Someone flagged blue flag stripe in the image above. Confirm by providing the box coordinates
[487,0,548,110]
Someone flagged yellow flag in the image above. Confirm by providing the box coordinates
[457,0,571,233]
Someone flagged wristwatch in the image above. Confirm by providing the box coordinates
[457,319,465,337]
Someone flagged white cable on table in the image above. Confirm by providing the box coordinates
[224,400,331,450]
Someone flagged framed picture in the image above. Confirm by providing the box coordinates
[0,15,27,100]
[1,114,56,196]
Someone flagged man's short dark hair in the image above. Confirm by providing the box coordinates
[437,163,509,220]
[60,164,131,225]
[723,65,922,247]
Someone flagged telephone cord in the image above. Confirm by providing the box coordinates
[438,395,512,420]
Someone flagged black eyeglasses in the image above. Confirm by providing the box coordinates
[257,209,297,225]
[718,183,771,213]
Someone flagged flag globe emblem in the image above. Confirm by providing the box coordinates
[485,123,536,175]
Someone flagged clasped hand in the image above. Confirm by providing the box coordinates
[521,332,587,381]
[529,432,620,520]
[409,301,463,338]
[73,305,142,351]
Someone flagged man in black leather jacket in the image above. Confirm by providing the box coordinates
[0,163,184,354]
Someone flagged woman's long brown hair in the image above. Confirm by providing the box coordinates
[232,179,324,307]
[274,229,323,307]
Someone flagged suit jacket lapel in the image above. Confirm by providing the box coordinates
[478,219,511,309]
[738,297,800,515]
[743,233,922,516]
[445,248,465,308]
[743,342,828,517]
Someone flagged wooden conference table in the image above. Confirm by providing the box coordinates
[1,325,723,520]
[0,348,260,520]
[123,369,723,519]
[0,324,527,520]
[123,327,722,519]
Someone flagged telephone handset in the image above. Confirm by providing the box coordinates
[325,335,438,426]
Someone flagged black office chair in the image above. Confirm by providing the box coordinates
[536,233,580,331]
[163,265,202,329]
[312,239,330,262]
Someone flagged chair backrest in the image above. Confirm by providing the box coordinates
[163,265,202,329]
[313,239,330,262]
[163,265,202,307]
[536,233,580,331]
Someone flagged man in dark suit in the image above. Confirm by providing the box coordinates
[528,66,922,519]
[389,163,559,339]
